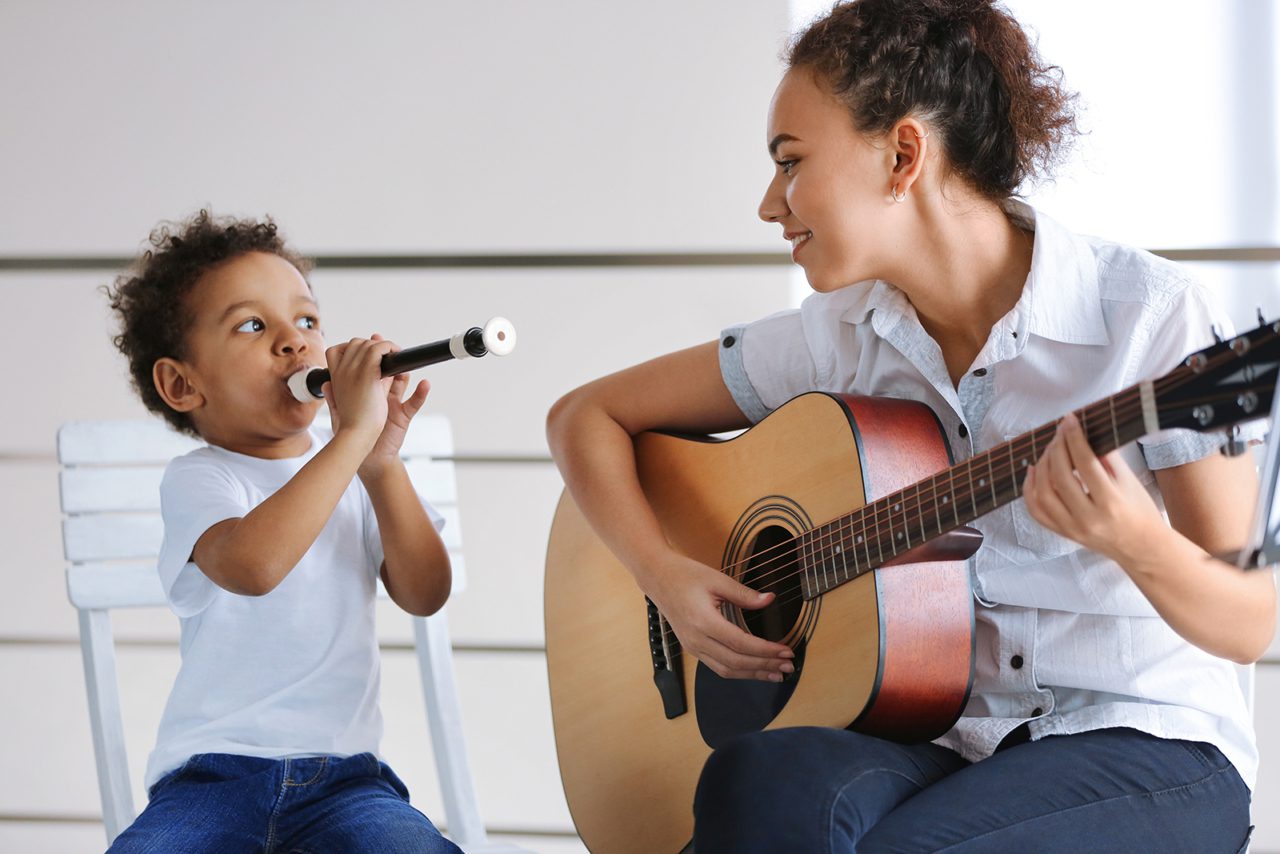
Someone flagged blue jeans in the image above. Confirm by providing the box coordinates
[107,752,461,854]
[693,726,1252,853]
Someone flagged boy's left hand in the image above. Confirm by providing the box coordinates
[325,334,431,478]
[1022,412,1166,565]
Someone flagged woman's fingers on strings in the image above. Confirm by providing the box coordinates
[1059,413,1113,499]
[701,634,793,681]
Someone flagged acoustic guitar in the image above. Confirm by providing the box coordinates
[545,319,1280,854]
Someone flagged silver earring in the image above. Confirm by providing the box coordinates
[891,184,907,203]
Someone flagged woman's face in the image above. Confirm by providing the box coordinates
[759,67,899,293]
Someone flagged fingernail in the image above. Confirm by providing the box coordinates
[779,649,795,659]
[768,673,783,683]
[780,662,794,674]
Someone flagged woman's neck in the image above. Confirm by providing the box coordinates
[885,196,1034,383]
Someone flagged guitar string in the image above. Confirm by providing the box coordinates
[650,386,1218,655]
[703,371,1244,592]
[650,352,1267,651]
[722,386,1245,617]
[652,395,1141,652]
[653,381,1244,651]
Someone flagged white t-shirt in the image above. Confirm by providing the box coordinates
[144,425,445,788]
[718,201,1263,788]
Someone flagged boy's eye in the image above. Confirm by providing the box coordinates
[234,318,265,333]
[296,316,319,330]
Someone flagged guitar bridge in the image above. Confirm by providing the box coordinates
[647,598,687,719]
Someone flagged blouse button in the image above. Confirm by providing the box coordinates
[973,368,988,377]
[1031,706,1043,717]
[958,424,969,438]
[722,336,736,348]
[1010,654,1024,669]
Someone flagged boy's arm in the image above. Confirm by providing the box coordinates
[191,338,391,596]
[362,459,452,617]
[190,431,374,596]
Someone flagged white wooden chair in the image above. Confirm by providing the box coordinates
[58,416,529,853]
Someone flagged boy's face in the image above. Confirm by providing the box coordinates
[174,251,325,457]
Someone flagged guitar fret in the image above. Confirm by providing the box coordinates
[1109,395,1120,451]
[825,524,839,588]
[1008,442,1019,497]
[931,475,944,536]
[859,509,872,568]
[987,453,997,506]
[895,496,909,551]
[915,483,928,544]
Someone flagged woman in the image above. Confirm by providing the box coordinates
[546,1,1273,850]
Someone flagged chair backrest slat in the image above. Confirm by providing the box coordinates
[59,417,466,594]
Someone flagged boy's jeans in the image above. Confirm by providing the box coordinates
[107,752,461,854]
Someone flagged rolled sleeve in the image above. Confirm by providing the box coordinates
[718,309,818,424]
[718,325,770,423]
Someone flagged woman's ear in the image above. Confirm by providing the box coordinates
[888,117,930,199]
[153,358,204,413]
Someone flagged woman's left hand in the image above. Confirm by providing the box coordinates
[1022,413,1166,564]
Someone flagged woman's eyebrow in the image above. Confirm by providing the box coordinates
[769,133,799,156]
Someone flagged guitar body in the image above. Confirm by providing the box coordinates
[545,393,975,854]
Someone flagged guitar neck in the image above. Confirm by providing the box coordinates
[799,383,1152,599]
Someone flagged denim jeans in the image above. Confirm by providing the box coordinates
[693,726,1252,853]
[107,752,461,854]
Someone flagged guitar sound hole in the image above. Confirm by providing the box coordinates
[740,525,802,643]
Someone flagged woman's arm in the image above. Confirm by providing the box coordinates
[1025,413,1277,663]
[546,341,795,682]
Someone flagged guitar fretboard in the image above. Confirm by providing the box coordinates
[795,385,1149,599]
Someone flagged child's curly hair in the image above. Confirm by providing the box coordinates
[105,210,313,437]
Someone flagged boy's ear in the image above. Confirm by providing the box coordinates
[152,358,204,413]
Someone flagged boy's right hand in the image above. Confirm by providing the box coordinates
[321,337,396,444]
[641,552,795,683]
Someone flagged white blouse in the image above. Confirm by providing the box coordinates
[718,201,1261,788]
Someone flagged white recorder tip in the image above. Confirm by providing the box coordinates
[482,316,517,356]
[287,369,321,402]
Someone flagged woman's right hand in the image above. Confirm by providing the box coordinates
[642,551,795,682]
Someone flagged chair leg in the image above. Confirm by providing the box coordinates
[77,608,136,843]
[413,609,490,849]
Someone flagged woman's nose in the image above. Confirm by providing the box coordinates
[758,174,788,222]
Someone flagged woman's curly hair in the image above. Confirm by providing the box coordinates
[105,210,312,437]
[789,0,1078,199]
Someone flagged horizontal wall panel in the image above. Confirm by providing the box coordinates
[0,1,788,255]
[0,645,577,834]
[0,267,789,457]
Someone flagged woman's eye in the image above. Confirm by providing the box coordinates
[777,159,797,176]
[297,316,319,330]
[234,318,264,333]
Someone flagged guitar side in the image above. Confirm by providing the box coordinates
[544,393,974,854]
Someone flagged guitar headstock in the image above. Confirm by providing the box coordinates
[1155,319,1280,434]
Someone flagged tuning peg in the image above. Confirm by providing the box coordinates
[1258,307,1267,326]
[1221,426,1250,457]
[1211,325,1224,344]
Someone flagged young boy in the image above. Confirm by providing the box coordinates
[104,210,461,853]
